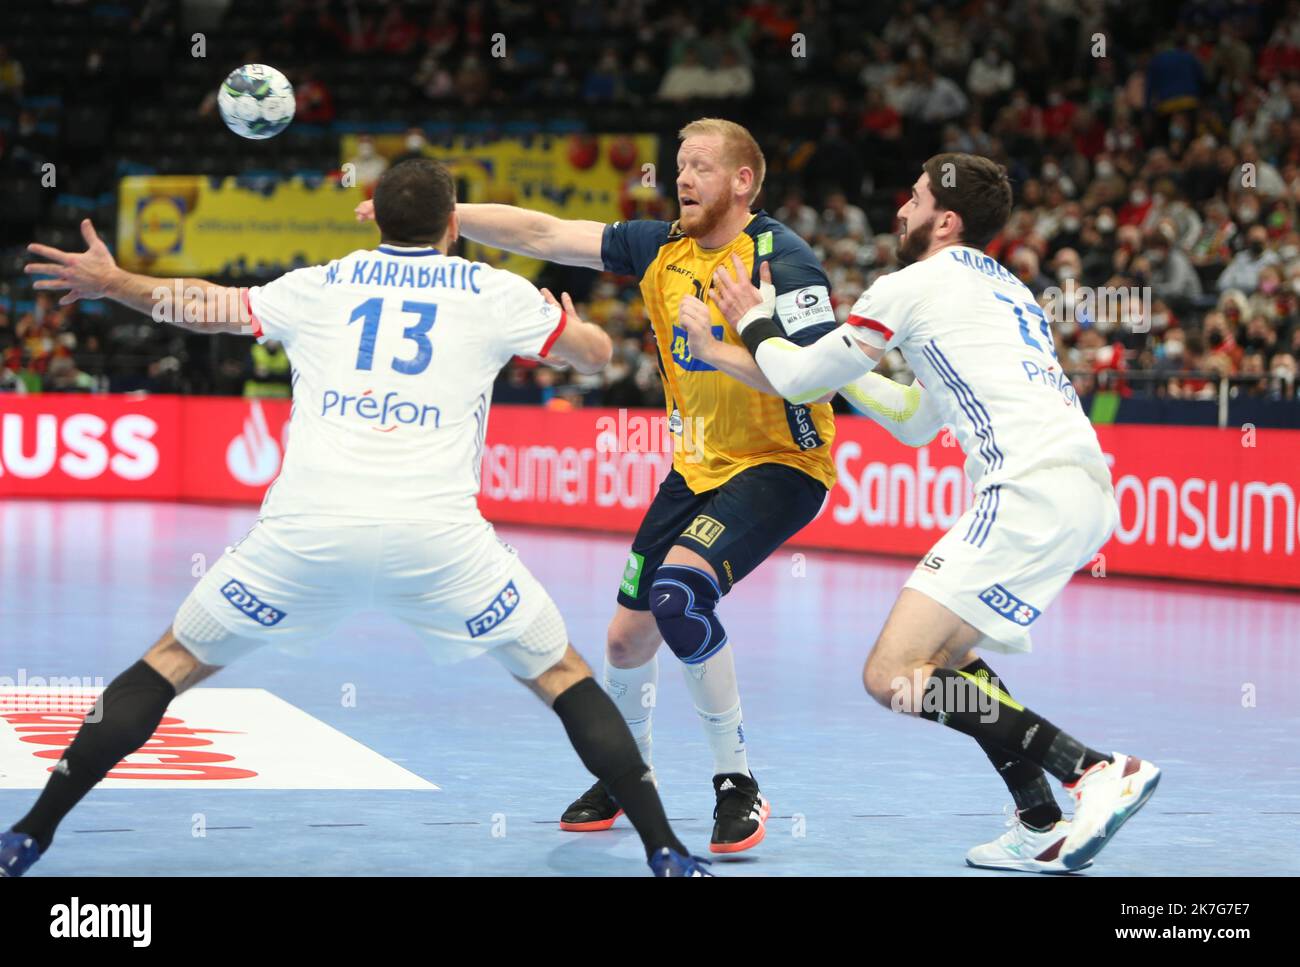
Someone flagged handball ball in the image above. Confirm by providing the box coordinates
[217,64,295,140]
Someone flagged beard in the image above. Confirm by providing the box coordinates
[679,193,730,239]
[898,215,935,265]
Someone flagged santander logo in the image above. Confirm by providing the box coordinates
[225,400,284,487]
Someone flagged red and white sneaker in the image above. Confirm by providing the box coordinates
[966,807,1091,874]
[1060,753,1161,870]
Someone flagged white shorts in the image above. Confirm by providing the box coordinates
[903,465,1118,654]
[172,515,567,678]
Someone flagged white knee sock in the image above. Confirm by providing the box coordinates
[602,652,659,769]
[682,645,750,778]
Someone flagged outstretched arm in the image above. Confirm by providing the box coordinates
[26,219,253,335]
[712,258,879,402]
[356,198,606,270]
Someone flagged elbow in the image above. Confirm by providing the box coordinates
[898,426,940,448]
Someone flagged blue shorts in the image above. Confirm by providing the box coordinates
[616,462,827,609]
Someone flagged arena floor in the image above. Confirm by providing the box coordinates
[2,500,1297,876]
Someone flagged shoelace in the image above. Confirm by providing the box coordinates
[713,786,760,822]
[997,804,1031,847]
[575,784,617,810]
[685,855,714,876]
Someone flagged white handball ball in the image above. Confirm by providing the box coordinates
[217,64,295,140]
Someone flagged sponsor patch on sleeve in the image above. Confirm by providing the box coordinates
[775,285,836,336]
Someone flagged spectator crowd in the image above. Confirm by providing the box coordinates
[3,0,1299,410]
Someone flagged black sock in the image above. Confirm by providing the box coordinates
[552,677,687,860]
[13,660,175,851]
[918,666,1110,785]
[958,659,1061,829]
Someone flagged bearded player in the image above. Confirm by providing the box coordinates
[699,153,1161,872]
[3,160,710,878]
[360,119,866,852]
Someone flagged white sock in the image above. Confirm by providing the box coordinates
[682,645,750,778]
[602,652,658,770]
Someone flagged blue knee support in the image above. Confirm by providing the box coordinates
[649,565,727,665]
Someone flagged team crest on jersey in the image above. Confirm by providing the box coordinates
[682,515,726,548]
[671,324,723,371]
[220,580,286,627]
[979,584,1041,626]
[467,581,521,638]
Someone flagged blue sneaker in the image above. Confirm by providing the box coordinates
[0,829,43,877]
[648,847,714,877]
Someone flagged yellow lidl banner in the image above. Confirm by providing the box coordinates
[117,176,378,275]
[340,133,660,279]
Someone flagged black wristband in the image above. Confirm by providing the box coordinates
[740,317,783,356]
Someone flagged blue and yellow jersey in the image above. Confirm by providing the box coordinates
[602,212,838,493]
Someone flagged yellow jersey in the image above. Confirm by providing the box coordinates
[601,212,838,493]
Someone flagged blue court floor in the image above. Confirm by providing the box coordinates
[2,500,1297,876]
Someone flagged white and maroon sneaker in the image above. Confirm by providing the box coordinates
[966,808,1089,874]
[1059,753,1161,870]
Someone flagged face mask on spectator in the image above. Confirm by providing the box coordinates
[1062,216,1081,232]
[1097,214,1116,232]
[1238,207,1259,223]
[1282,245,1300,260]
[1164,340,1184,357]
[1250,240,1266,256]
[1273,366,1294,379]
[1130,189,1148,205]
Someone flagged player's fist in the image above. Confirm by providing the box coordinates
[354,199,375,222]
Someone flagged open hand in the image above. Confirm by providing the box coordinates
[25,219,119,306]
[711,253,775,333]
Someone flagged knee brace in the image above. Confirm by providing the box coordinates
[649,565,726,665]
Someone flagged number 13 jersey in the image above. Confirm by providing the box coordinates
[245,244,566,522]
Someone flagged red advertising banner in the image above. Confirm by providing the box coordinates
[3,396,1297,589]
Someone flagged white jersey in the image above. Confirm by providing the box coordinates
[245,244,566,522]
[846,245,1111,493]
